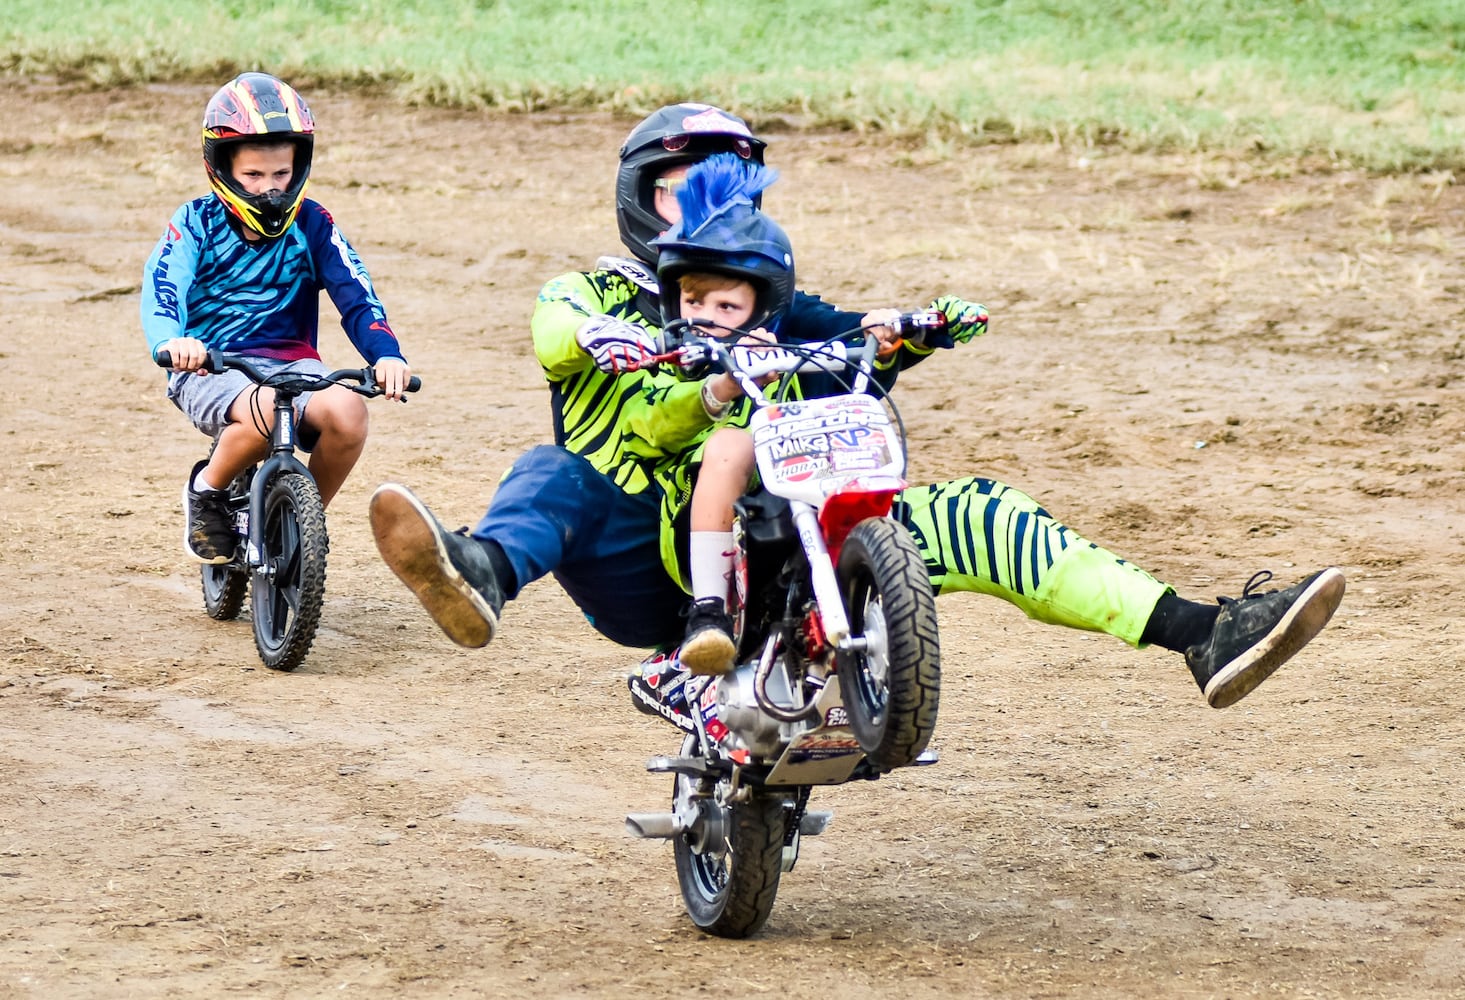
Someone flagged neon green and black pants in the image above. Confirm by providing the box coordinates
[893,477,1171,647]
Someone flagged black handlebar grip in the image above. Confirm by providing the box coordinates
[406,375,422,393]
[154,348,225,374]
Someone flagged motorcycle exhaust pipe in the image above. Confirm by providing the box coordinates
[628,809,835,840]
[625,813,685,839]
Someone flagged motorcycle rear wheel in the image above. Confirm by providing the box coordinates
[251,472,327,672]
[835,516,941,771]
[672,735,788,939]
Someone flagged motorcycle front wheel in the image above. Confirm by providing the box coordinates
[835,516,941,771]
[251,472,327,672]
[672,734,788,939]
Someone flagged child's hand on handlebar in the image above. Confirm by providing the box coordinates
[703,328,779,406]
[155,337,211,373]
[373,357,413,401]
[860,309,905,357]
[736,328,782,386]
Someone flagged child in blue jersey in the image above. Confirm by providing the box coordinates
[142,72,411,564]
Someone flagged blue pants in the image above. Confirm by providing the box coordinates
[471,445,688,648]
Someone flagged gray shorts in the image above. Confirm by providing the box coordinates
[168,357,331,445]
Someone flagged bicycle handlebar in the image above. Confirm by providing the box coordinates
[154,349,421,396]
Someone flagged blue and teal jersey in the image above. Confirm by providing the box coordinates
[141,196,403,366]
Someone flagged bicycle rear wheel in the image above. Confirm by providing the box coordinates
[202,563,248,620]
[251,472,327,671]
[201,472,250,620]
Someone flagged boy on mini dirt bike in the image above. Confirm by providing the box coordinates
[142,72,411,564]
[647,153,920,676]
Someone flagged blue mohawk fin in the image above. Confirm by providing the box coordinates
[676,152,778,235]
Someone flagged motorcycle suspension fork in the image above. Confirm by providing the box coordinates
[790,500,852,646]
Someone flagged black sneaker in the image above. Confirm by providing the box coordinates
[679,597,737,676]
[183,459,235,565]
[627,650,697,732]
[369,483,504,648]
[1186,567,1346,708]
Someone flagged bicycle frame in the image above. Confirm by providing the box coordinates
[244,386,316,568]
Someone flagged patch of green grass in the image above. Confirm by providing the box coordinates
[3,0,1461,169]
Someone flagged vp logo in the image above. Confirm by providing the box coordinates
[830,426,873,449]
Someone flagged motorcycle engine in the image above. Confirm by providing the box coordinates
[714,663,794,759]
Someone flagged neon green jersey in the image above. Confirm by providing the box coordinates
[531,265,719,495]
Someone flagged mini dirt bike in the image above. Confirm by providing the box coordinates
[156,350,420,672]
[623,312,946,938]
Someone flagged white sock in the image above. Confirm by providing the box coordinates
[689,531,735,604]
[193,469,222,494]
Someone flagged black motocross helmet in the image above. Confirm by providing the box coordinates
[616,103,766,266]
[653,155,795,335]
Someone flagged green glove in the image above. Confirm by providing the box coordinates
[929,295,989,344]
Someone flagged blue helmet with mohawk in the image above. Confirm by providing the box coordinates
[653,153,795,332]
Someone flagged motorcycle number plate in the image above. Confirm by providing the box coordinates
[750,396,905,507]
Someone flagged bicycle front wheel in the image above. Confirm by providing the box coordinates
[251,472,328,672]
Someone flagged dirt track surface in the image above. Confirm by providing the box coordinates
[3,82,1464,998]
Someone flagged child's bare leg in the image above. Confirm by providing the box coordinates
[682,428,757,676]
[200,390,273,489]
[302,385,368,506]
[690,428,755,531]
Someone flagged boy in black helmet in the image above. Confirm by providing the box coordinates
[650,155,800,675]
[370,105,910,653]
[371,103,1345,711]
[650,153,914,675]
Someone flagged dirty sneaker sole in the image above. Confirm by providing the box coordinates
[370,484,496,649]
[1205,567,1346,709]
[680,630,736,676]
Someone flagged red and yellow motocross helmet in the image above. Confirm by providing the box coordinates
[201,72,315,239]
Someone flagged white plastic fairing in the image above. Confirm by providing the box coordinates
[750,396,904,507]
